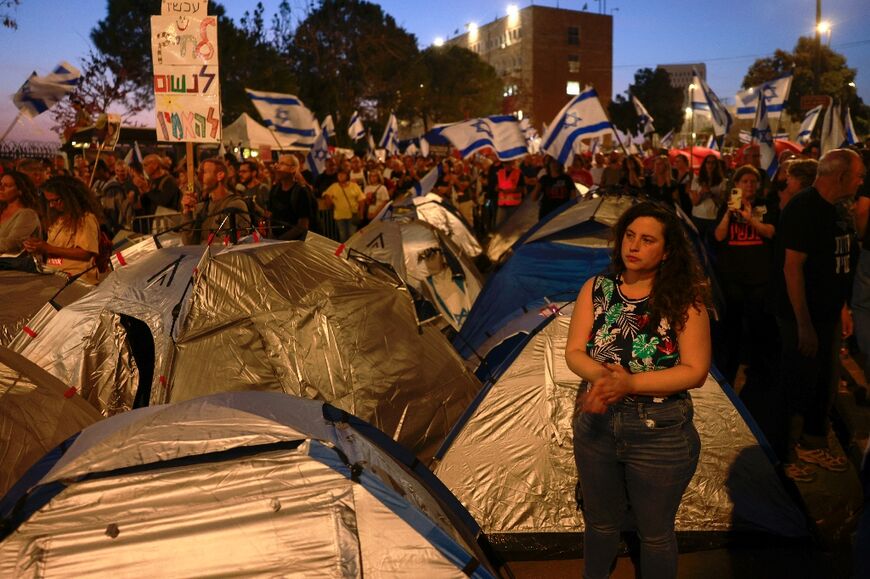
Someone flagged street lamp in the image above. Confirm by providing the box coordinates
[433,37,444,47]
[816,20,831,45]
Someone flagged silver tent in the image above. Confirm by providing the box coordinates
[434,302,809,557]
[0,392,500,578]
[0,271,91,347]
[346,219,483,330]
[378,193,482,259]
[12,236,483,462]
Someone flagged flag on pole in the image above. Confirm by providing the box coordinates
[440,115,528,160]
[691,69,733,138]
[306,120,331,177]
[735,73,793,119]
[246,88,317,145]
[844,106,858,146]
[420,137,430,158]
[541,86,613,165]
[820,103,844,155]
[705,134,716,149]
[379,113,399,155]
[413,163,443,196]
[12,61,81,118]
[659,129,674,149]
[632,95,655,135]
[321,114,335,140]
[751,95,777,178]
[347,110,365,141]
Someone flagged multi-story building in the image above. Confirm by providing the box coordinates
[444,5,612,132]
[658,63,706,90]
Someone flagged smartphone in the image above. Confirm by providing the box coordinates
[728,188,742,211]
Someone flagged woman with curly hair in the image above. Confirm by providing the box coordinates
[23,175,103,284]
[565,201,711,579]
[0,171,42,260]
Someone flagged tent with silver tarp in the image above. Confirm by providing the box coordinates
[345,219,483,330]
[434,302,809,558]
[11,235,483,462]
[0,392,502,578]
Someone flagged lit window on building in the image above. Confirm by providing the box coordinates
[568,55,580,73]
[567,26,579,45]
[566,81,580,95]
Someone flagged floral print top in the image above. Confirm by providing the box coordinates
[585,274,680,375]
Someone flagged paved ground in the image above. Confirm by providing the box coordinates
[502,354,869,578]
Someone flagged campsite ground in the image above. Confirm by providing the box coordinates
[505,354,869,579]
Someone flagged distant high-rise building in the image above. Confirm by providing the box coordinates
[658,63,706,89]
[444,5,612,132]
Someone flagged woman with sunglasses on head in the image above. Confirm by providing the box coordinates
[23,176,103,284]
[0,171,42,269]
[566,202,711,579]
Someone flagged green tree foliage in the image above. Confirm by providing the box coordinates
[90,0,295,126]
[743,36,867,135]
[288,0,419,139]
[410,45,502,129]
[609,68,683,137]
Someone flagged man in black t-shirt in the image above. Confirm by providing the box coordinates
[533,156,575,220]
[776,148,865,473]
[268,154,317,239]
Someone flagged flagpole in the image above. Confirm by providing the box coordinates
[0,111,23,144]
[88,142,104,190]
[689,84,694,163]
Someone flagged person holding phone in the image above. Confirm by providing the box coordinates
[713,165,778,388]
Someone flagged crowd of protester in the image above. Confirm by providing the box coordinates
[0,137,867,487]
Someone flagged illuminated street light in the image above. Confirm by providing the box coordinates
[816,20,832,45]
[467,22,479,42]
[507,4,519,17]
[507,4,520,27]
[433,37,444,47]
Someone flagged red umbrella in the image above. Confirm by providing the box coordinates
[668,147,721,172]
[735,140,802,165]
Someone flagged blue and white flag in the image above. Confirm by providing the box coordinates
[738,129,752,144]
[413,163,443,196]
[246,88,317,145]
[820,103,844,155]
[379,113,399,155]
[441,115,528,160]
[659,129,674,149]
[735,73,792,120]
[751,95,777,178]
[705,134,716,149]
[347,110,365,141]
[691,69,732,138]
[321,114,335,140]
[844,106,858,146]
[12,61,81,118]
[420,137,430,158]
[541,86,612,165]
[306,121,331,177]
[632,95,655,135]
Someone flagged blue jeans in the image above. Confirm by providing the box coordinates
[334,218,357,243]
[573,397,700,579]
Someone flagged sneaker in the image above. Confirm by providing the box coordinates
[795,444,848,472]
[783,462,816,483]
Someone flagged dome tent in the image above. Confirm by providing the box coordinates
[434,302,809,558]
[346,219,483,330]
[12,236,483,462]
[0,346,100,498]
[0,392,501,578]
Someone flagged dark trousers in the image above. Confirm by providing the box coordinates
[777,315,840,448]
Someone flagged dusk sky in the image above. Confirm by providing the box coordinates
[0,0,867,142]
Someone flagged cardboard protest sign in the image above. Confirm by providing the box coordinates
[151,1,221,143]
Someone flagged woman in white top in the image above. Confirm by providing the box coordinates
[0,171,42,270]
[364,170,390,222]
[690,154,725,242]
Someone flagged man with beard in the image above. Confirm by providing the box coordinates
[268,154,316,240]
[181,158,250,245]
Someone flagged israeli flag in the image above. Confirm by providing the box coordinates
[13,61,81,118]
[246,88,317,145]
[632,95,655,135]
[541,86,612,165]
[379,113,399,155]
[321,114,335,140]
[440,115,528,160]
[820,103,845,155]
[347,110,365,141]
[751,96,778,178]
[306,121,331,177]
[691,69,732,138]
[420,137,430,158]
[413,163,443,196]
[705,134,716,149]
[735,73,792,120]
[844,106,858,146]
[659,129,674,149]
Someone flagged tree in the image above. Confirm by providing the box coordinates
[288,0,419,142]
[409,45,502,130]
[743,36,868,135]
[610,67,683,137]
[90,0,296,125]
